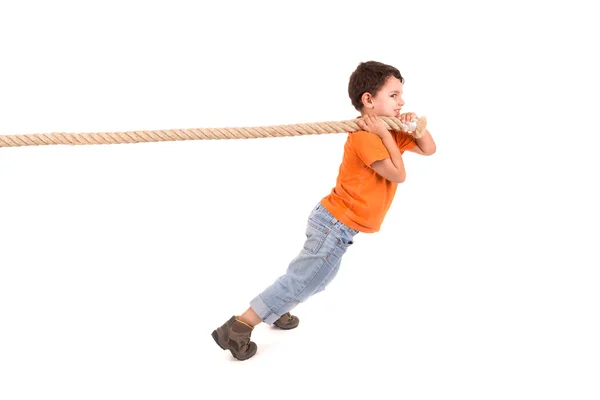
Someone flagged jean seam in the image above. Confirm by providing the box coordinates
[314,257,340,293]
[305,220,328,255]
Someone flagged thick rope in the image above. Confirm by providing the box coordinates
[0,116,427,148]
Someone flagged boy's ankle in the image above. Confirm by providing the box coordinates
[238,307,263,327]
[236,316,255,329]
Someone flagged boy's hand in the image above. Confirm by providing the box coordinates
[399,112,418,125]
[357,115,390,138]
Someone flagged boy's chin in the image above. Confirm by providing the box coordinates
[365,111,399,118]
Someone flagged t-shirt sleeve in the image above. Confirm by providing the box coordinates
[351,130,390,167]
[394,130,417,151]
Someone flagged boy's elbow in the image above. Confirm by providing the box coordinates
[421,144,436,156]
[424,143,436,155]
[395,172,406,184]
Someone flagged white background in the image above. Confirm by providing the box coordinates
[1,1,599,399]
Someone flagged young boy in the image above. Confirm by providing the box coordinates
[212,61,436,360]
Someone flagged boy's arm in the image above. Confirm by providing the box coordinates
[376,132,406,181]
[357,116,407,183]
[407,129,436,155]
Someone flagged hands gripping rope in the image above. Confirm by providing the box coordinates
[0,116,427,148]
[398,116,427,137]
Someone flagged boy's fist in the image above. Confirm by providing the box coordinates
[399,112,418,126]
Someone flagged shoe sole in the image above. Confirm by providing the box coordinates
[273,318,299,330]
[211,330,256,361]
[273,323,298,330]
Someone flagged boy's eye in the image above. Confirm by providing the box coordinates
[391,94,397,98]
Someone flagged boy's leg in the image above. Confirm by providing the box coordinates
[249,203,358,325]
[313,257,343,295]
[212,203,357,360]
[238,306,298,330]
[238,307,262,327]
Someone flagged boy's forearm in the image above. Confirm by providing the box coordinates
[381,133,406,181]
[415,129,436,155]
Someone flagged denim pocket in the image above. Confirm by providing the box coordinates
[336,235,354,248]
[303,219,329,255]
[334,227,356,249]
[330,230,354,261]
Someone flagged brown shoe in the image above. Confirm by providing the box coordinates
[211,316,257,361]
[273,312,300,330]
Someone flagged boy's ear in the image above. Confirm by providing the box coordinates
[361,92,374,109]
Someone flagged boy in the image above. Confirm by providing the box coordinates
[212,61,436,360]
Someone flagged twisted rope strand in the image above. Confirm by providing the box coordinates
[0,116,426,148]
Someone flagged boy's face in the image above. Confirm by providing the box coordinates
[363,76,405,117]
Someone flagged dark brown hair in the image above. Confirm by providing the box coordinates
[348,61,404,111]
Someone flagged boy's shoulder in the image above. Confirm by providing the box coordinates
[347,130,379,141]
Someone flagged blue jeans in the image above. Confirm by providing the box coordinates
[250,202,359,324]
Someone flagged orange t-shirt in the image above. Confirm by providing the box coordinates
[321,130,416,233]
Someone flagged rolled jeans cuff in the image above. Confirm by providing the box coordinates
[250,294,281,325]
